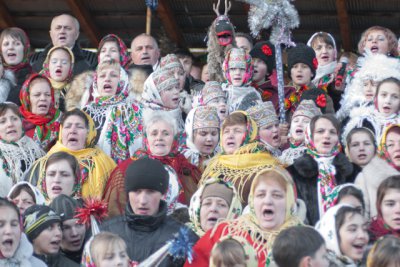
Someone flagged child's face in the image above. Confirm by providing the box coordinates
[313,39,335,66]
[290,115,311,142]
[49,49,71,82]
[1,35,24,66]
[362,79,378,101]
[339,212,369,262]
[291,63,312,86]
[97,246,129,267]
[377,81,400,117]
[172,67,186,90]
[193,128,219,156]
[99,41,120,64]
[33,222,62,255]
[259,123,280,148]
[97,67,120,97]
[160,85,180,109]
[229,67,246,87]
[309,245,329,267]
[208,97,227,121]
[365,30,390,55]
[380,188,400,231]
[348,131,375,167]
[253,58,268,83]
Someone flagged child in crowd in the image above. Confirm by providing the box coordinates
[201,81,228,122]
[222,47,261,112]
[367,235,400,267]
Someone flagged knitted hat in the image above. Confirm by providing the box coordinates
[193,106,220,130]
[160,54,183,70]
[293,99,322,119]
[246,101,278,128]
[202,81,226,104]
[300,88,328,113]
[49,194,83,222]
[202,182,233,206]
[152,69,180,92]
[24,205,61,242]
[125,158,169,194]
[227,48,247,69]
[250,41,276,75]
[287,43,318,79]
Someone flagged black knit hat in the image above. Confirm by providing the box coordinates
[250,41,276,75]
[300,87,328,113]
[49,194,83,222]
[125,158,169,194]
[23,205,61,242]
[287,43,317,79]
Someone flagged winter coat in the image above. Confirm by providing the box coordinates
[34,252,79,267]
[30,43,97,76]
[0,234,46,267]
[7,65,31,106]
[0,70,16,103]
[355,156,400,219]
[286,153,354,225]
[101,201,199,267]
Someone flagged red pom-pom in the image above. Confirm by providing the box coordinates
[74,198,108,227]
[312,58,318,69]
[261,45,272,56]
[316,94,326,108]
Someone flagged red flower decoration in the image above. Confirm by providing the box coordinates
[312,58,318,69]
[74,198,108,227]
[316,94,326,108]
[284,98,291,109]
[261,45,272,56]
[262,90,272,100]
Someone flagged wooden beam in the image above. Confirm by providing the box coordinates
[335,0,352,51]
[0,0,16,29]
[66,0,100,47]
[157,0,185,47]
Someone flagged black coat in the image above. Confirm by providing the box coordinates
[286,153,355,225]
[101,201,198,267]
[34,252,79,267]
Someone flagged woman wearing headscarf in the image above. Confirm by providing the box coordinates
[19,73,62,151]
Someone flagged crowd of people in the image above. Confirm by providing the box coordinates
[0,10,400,267]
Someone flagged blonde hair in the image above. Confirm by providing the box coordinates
[210,238,246,267]
[358,26,398,56]
[90,232,128,266]
[367,235,400,267]
[97,60,120,73]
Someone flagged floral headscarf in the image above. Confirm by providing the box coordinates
[305,120,341,215]
[98,34,131,69]
[188,178,242,237]
[19,73,62,151]
[40,46,75,90]
[378,124,400,171]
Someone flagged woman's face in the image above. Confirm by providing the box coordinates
[385,128,400,168]
[0,108,23,142]
[45,159,75,200]
[0,206,21,258]
[380,188,400,230]
[253,177,286,231]
[193,128,219,156]
[99,41,120,64]
[160,85,180,109]
[290,115,311,142]
[338,212,369,262]
[207,97,227,121]
[313,39,335,66]
[96,246,129,267]
[348,132,375,167]
[146,120,174,156]
[1,35,24,65]
[364,30,390,55]
[33,222,62,255]
[362,80,378,101]
[312,118,339,154]
[259,123,280,148]
[377,81,400,117]
[229,68,246,87]
[199,196,229,232]
[29,79,52,116]
[61,115,89,151]
[222,124,246,155]
[12,189,34,215]
[97,67,120,97]
[49,49,71,82]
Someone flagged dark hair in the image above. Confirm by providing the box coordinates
[346,127,377,151]
[221,112,247,132]
[0,27,29,60]
[367,235,400,267]
[335,206,364,251]
[9,184,36,203]
[337,186,366,213]
[61,109,89,128]
[211,238,246,266]
[98,35,120,54]
[273,226,325,267]
[0,102,21,118]
[376,77,400,99]
[310,114,341,138]
[310,32,336,49]
[0,197,21,220]
[45,152,81,181]
[376,175,400,217]
[174,47,193,59]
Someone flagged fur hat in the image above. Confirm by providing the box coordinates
[152,69,180,92]
[49,194,83,222]
[300,88,327,113]
[246,101,278,128]
[287,43,317,79]
[125,158,169,194]
[250,41,276,75]
[24,205,61,242]
[293,100,322,119]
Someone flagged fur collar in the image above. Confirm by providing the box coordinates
[0,70,16,102]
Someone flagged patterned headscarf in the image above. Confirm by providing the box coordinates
[223,48,253,86]
[378,124,400,171]
[19,73,62,151]
[98,34,131,69]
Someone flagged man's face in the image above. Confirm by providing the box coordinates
[49,15,79,48]
[178,56,193,77]
[130,35,160,66]
[128,189,162,216]
[235,36,253,54]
